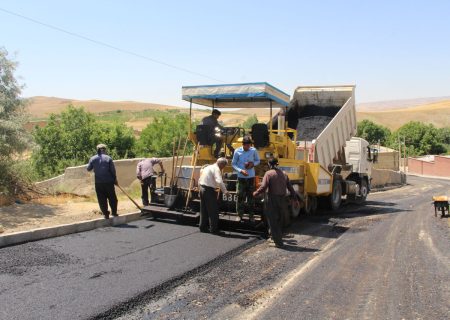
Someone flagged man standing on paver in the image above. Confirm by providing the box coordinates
[232,136,260,221]
[136,157,165,206]
[198,157,229,234]
[87,144,118,219]
[253,158,297,248]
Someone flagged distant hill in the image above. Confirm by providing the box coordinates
[357,100,450,130]
[357,96,450,112]
[26,95,450,133]
[26,96,181,119]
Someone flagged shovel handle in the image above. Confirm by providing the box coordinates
[116,184,142,211]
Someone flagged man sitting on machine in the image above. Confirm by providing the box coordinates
[200,109,224,158]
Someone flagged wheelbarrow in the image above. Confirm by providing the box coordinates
[432,196,449,218]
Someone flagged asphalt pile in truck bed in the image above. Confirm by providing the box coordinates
[296,116,333,140]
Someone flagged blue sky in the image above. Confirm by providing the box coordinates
[1,0,450,107]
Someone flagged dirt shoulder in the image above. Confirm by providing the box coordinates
[0,194,139,235]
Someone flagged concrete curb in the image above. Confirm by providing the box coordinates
[371,184,405,193]
[0,211,143,248]
[406,173,450,181]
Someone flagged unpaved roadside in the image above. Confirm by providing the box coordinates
[0,194,139,235]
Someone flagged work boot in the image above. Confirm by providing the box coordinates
[104,211,110,219]
[275,242,285,249]
[112,213,118,217]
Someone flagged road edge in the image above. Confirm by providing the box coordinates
[0,211,143,248]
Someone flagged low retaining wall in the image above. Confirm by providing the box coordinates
[36,158,405,196]
[36,157,192,196]
[371,168,406,188]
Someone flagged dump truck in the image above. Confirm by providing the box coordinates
[147,83,376,226]
[284,86,377,214]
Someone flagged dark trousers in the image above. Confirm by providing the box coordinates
[265,194,286,245]
[199,185,219,233]
[213,137,222,158]
[236,178,255,217]
[95,182,118,216]
[141,176,157,206]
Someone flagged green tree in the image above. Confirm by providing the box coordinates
[388,121,446,156]
[242,114,259,129]
[0,48,31,194]
[32,106,136,178]
[97,122,136,159]
[135,113,192,157]
[356,120,391,145]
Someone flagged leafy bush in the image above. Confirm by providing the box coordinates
[135,113,193,157]
[242,114,259,129]
[388,121,446,156]
[32,106,136,179]
[356,120,391,145]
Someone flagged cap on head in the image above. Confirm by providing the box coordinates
[242,136,252,145]
[96,143,107,151]
[268,157,279,167]
[212,109,221,116]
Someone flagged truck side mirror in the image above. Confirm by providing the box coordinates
[367,147,378,163]
[372,149,378,163]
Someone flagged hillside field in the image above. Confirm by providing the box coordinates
[26,96,450,133]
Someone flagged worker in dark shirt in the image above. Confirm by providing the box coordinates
[200,109,224,158]
[253,158,297,248]
[87,144,118,219]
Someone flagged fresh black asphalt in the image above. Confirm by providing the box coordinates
[0,217,259,319]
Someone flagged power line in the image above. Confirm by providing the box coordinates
[0,7,224,83]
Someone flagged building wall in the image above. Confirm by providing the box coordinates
[407,156,450,178]
[408,158,423,175]
[435,156,450,177]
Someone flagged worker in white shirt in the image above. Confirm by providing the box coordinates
[198,157,229,235]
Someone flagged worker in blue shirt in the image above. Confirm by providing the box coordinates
[87,144,118,219]
[231,136,260,221]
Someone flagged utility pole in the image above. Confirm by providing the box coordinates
[398,135,402,172]
[403,136,406,172]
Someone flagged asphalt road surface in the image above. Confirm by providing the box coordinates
[1,175,449,320]
[0,217,259,319]
[116,175,450,320]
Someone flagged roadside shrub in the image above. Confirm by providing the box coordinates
[32,106,136,179]
[135,113,193,157]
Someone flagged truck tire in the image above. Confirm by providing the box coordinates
[329,179,342,211]
[291,191,303,218]
[304,196,317,214]
[358,179,368,202]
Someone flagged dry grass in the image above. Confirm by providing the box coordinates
[357,100,450,130]
[26,96,180,118]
